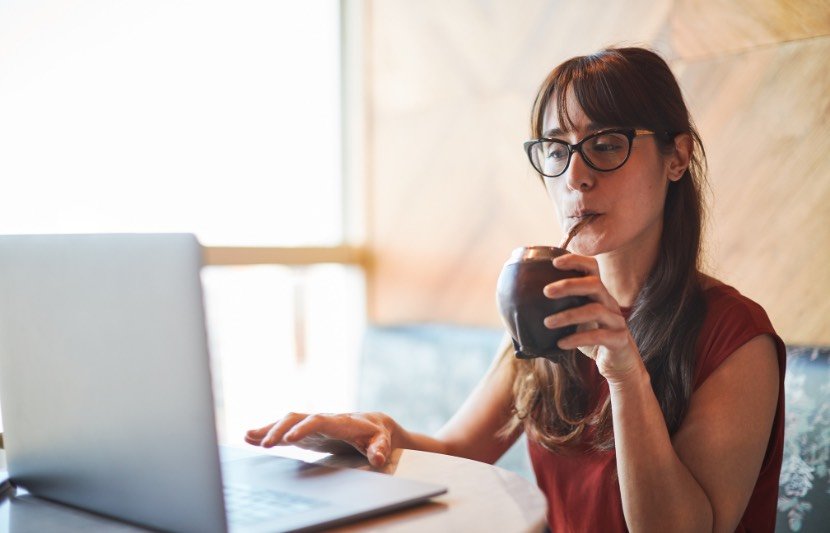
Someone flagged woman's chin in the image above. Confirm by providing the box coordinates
[568,235,605,256]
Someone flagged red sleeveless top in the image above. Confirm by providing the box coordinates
[528,284,786,532]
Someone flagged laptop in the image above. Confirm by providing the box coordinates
[0,233,446,532]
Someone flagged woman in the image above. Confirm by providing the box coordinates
[246,47,785,532]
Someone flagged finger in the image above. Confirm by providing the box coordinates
[543,276,617,309]
[552,253,599,276]
[282,413,362,445]
[557,328,629,351]
[577,344,599,360]
[246,420,282,439]
[576,321,600,333]
[366,434,390,467]
[259,412,308,447]
[544,302,625,330]
[244,434,264,445]
[246,412,308,438]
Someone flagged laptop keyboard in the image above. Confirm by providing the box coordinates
[224,484,327,525]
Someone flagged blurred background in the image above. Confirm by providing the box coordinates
[0,0,828,461]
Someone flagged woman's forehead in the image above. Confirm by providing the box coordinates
[542,89,594,135]
[542,103,608,137]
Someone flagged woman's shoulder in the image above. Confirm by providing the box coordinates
[698,275,768,323]
[693,276,783,389]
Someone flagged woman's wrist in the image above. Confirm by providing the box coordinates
[379,413,406,450]
[601,337,650,390]
[386,415,456,456]
[591,333,645,384]
[605,355,650,392]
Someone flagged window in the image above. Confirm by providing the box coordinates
[204,264,365,444]
[0,0,342,245]
[0,0,365,443]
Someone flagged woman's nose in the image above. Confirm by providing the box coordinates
[564,151,596,192]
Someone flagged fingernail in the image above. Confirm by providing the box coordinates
[374,453,385,466]
[557,339,571,349]
[284,432,297,442]
[545,316,558,328]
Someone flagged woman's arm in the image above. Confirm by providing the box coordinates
[607,334,778,532]
[547,254,779,532]
[247,336,521,466]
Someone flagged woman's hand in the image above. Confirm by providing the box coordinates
[542,253,643,383]
[245,412,397,467]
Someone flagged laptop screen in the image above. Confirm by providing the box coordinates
[0,234,227,532]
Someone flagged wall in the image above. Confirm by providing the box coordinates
[362,0,830,344]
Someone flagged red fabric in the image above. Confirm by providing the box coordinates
[528,284,786,532]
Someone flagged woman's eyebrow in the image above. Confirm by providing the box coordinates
[542,122,611,138]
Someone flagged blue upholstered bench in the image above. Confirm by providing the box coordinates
[778,346,830,532]
[357,325,830,532]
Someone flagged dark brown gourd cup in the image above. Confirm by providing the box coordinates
[496,246,588,363]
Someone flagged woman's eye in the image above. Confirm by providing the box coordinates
[545,145,568,160]
[589,135,625,153]
[593,143,621,152]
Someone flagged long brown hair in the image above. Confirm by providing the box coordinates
[503,47,708,451]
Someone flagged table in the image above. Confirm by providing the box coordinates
[0,447,547,532]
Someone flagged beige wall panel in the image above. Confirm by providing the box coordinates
[364,1,830,344]
[367,0,675,326]
[679,37,830,344]
[668,0,830,60]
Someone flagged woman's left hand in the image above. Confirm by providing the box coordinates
[542,253,644,383]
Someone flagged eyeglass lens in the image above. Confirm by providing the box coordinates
[531,131,631,177]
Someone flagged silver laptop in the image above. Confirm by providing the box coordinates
[0,233,446,532]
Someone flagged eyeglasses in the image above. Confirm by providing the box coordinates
[524,128,656,178]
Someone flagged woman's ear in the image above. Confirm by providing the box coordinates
[666,133,693,181]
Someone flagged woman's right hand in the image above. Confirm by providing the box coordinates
[244,412,398,467]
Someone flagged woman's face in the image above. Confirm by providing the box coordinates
[542,92,684,258]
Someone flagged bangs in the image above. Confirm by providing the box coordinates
[532,51,664,138]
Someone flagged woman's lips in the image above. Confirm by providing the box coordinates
[567,212,602,222]
[566,213,601,232]
[568,210,602,219]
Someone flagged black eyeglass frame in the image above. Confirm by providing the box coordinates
[523,128,659,178]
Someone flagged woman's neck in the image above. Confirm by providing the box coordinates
[595,224,663,308]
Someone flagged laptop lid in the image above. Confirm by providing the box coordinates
[0,233,227,533]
